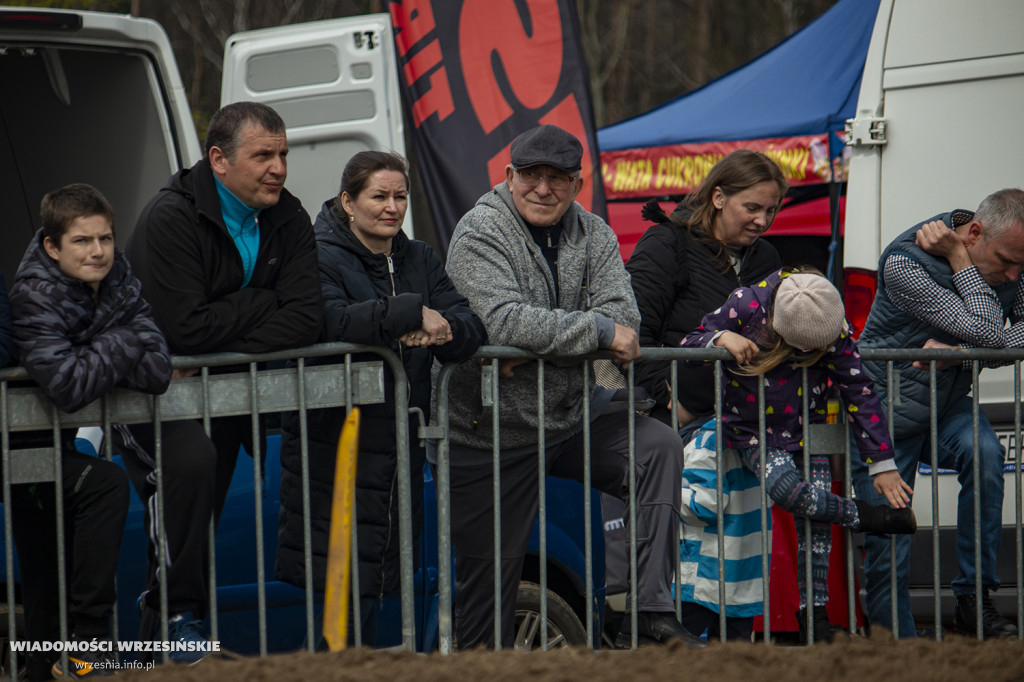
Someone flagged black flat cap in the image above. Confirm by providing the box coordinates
[509,125,583,173]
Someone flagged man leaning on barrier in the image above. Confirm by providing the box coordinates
[442,124,703,650]
[119,101,321,662]
[9,184,171,679]
[852,188,1024,639]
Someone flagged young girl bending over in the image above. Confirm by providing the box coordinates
[681,268,916,642]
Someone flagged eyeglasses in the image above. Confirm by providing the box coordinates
[515,168,578,191]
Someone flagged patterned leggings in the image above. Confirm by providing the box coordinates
[739,447,858,609]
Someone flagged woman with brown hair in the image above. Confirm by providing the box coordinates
[626,149,787,436]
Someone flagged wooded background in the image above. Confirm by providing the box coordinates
[11,0,839,135]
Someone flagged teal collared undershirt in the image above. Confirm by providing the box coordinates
[214,177,261,288]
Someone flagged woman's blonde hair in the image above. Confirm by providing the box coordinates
[733,266,837,377]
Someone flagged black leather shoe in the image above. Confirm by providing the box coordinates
[955,591,1018,638]
[854,499,917,534]
[796,606,835,644]
[614,611,707,649]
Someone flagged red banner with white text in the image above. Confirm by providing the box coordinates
[387,0,604,253]
[601,134,847,201]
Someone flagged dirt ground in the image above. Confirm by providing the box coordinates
[119,634,1024,682]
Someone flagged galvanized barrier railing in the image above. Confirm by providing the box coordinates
[433,346,741,651]
[860,347,1024,642]
[0,342,1020,672]
[0,341,416,676]
[433,346,611,653]
[433,346,768,649]
[433,345,1024,649]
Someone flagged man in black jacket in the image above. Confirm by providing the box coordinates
[121,101,321,662]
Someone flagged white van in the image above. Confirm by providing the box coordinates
[843,0,1024,628]
[220,16,409,232]
[0,7,407,289]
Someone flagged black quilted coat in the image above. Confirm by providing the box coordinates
[275,200,485,600]
[10,230,171,413]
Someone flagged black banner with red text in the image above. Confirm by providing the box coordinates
[387,0,604,253]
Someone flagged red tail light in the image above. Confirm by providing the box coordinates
[0,11,82,32]
[843,268,877,340]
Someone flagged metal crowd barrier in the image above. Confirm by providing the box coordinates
[0,342,407,676]
[0,342,1020,675]
[860,347,1024,642]
[434,345,1024,649]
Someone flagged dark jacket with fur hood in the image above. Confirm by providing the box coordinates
[625,200,781,423]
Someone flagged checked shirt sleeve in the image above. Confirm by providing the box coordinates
[884,253,1009,348]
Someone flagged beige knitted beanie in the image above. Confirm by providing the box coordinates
[772,274,845,350]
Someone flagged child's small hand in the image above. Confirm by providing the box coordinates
[714,331,759,364]
[872,470,913,508]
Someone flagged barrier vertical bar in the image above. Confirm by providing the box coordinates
[843,412,855,635]
[628,363,639,642]
[344,356,362,648]
[491,358,502,649]
[1,383,16,681]
[627,358,638,649]
[296,358,316,651]
[537,360,549,650]
[715,359,726,641]
[49,409,68,673]
[670,359,681,620]
[972,360,983,640]
[930,363,942,641]
[1015,360,1023,640]
[582,362,593,649]
[201,366,219,643]
[391,353,415,653]
[152,395,170,663]
[754,362,770,644]
[249,363,268,655]
[886,361,899,638]
[100,395,120,654]
[800,368,813,644]
[434,363,457,655]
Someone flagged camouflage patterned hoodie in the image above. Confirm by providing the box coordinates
[10,229,171,413]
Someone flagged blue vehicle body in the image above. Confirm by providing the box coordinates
[3,432,606,654]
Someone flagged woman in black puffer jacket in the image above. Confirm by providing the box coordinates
[275,151,485,645]
[626,150,787,434]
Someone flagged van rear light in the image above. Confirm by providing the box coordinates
[0,11,82,32]
[843,268,877,339]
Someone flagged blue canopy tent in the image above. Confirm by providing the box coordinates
[597,0,880,275]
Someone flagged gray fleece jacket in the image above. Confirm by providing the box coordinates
[444,183,640,453]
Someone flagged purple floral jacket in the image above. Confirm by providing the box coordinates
[681,270,895,472]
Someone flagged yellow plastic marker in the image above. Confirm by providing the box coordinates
[323,407,360,651]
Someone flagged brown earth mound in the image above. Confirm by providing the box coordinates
[119,633,1024,682]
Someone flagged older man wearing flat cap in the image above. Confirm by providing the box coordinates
[441,125,701,649]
